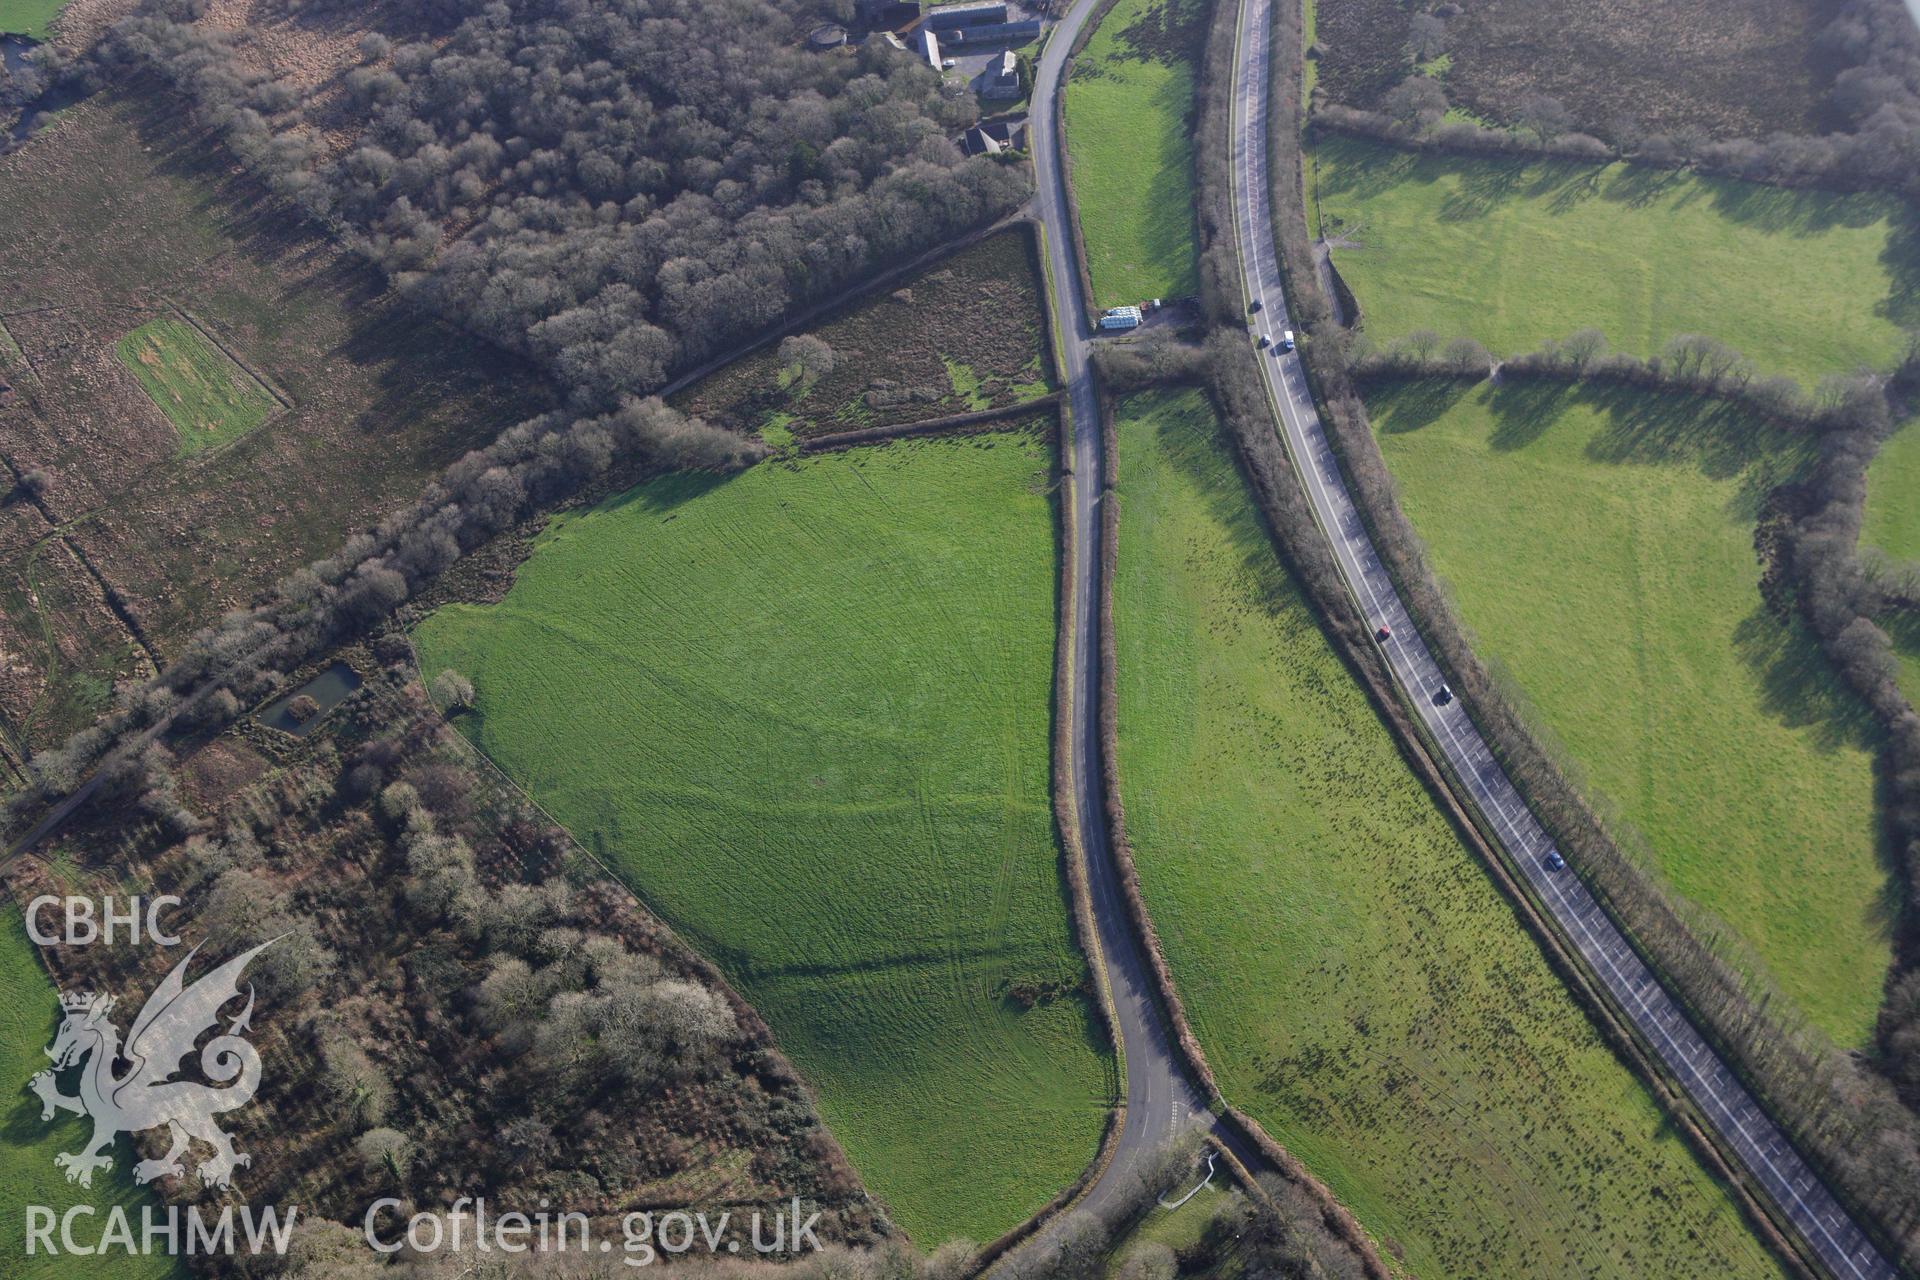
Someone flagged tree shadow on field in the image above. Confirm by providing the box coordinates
[125,88,330,276]
[601,468,736,519]
[1138,390,1299,625]
[1365,375,1476,436]
[1436,156,1531,222]
[1541,163,1607,215]
[1312,135,1431,206]
[2,1082,67,1150]
[1701,171,1889,238]
[1483,377,1574,452]
[1127,72,1202,295]
[1575,382,1793,497]
[1877,213,1920,331]
[1,997,65,1149]
[1731,605,1880,757]
[1601,163,1687,211]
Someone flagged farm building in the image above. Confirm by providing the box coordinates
[942,17,1041,43]
[980,48,1021,99]
[920,26,942,67]
[925,1,1008,28]
[960,115,1028,155]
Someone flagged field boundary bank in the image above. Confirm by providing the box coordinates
[1303,107,1920,210]
[796,395,1064,453]
[1095,377,1393,1279]
[1039,392,1128,1087]
[1240,0,1911,1267]
[170,303,295,414]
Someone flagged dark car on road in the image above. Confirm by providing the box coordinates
[1375,625,1391,643]
[1248,299,1263,313]
[1544,849,1566,872]
[1434,683,1453,706]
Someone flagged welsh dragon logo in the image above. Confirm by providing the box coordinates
[28,939,278,1190]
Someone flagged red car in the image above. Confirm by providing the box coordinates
[1375,625,1391,643]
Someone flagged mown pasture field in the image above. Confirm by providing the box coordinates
[1063,0,1204,307]
[1368,379,1888,1045]
[671,231,1053,441]
[0,916,180,1280]
[114,316,278,456]
[1110,388,1788,1278]
[413,430,1110,1246]
[0,0,65,38]
[1312,134,1917,387]
[0,92,547,755]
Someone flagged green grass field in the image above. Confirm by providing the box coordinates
[1865,419,1919,562]
[1105,1179,1227,1277]
[1064,0,1203,307]
[1312,134,1918,387]
[413,431,1110,1245]
[115,316,278,456]
[0,0,65,38]
[0,918,181,1279]
[1368,379,1889,1045]
[1110,389,1786,1278]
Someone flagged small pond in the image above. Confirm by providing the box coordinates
[255,662,364,738]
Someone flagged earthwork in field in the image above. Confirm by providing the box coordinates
[413,427,1110,1245]
[1064,0,1205,307]
[1110,387,1790,1278]
[1311,135,1917,387]
[670,231,1055,444]
[0,91,548,753]
[114,315,279,456]
[1367,377,1889,1045]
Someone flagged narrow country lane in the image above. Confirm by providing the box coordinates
[1023,0,1220,1226]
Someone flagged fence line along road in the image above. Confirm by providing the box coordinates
[1224,0,1899,1273]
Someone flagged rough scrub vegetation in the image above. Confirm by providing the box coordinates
[1309,0,1920,202]
[6,657,884,1275]
[96,0,1031,412]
